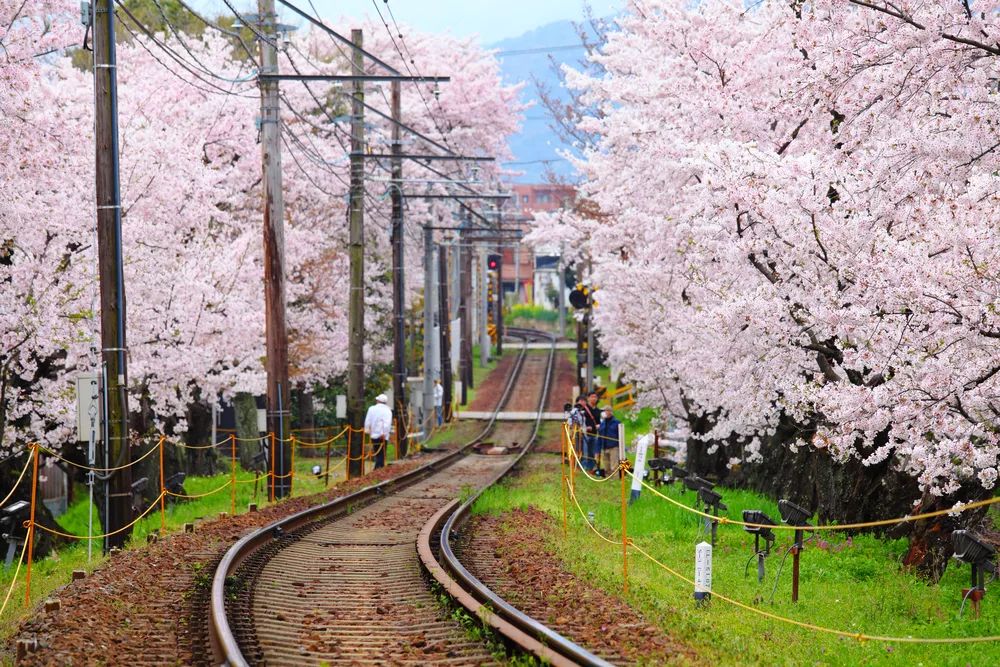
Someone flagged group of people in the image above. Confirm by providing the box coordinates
[569,391,622,477]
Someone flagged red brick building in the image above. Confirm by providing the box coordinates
[502,184,576,304]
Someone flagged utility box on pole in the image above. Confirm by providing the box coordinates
[75,374,102,443]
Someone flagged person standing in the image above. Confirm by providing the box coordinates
[364,393,393,470]
[433,379,444,427]
[597,406,621,477]
[581,392,600,471]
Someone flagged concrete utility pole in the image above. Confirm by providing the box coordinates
[438,245,453,420]
[347,29,366,477]
[92,0,132,550]
[495,246,504,356]
[459,224,473,403]
[257,0,292,497]
[422,226,435,435]
[557,242,566,339]
[479,247,489,367]
[390,80,408,456]
[586,258,594,391]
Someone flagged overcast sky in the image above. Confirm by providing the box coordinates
[216,1,623,44]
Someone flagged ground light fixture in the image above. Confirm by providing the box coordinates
[698,487,727,548]
[646,457,674,486]
[742,510,777,582]
[311,464,323,478]
[952,529,997,618]
[165,472,187,499]
[130,477,149,513]
[684,475,714,511]
[0,500,29,569]
[777,499,813,603]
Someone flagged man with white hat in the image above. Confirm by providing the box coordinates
[364,393,393,470]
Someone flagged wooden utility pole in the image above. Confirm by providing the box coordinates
[257,0,291,497]
[438,245,453,420]
[93,0,132,550]
[347,29,366,477]
[390,80,408,457]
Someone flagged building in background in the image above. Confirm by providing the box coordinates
[502,183,575,307]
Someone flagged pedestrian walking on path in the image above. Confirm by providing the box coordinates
[364,393,392,469]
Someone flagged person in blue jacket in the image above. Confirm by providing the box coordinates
[596,406,621,477]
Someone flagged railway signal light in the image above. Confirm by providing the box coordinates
[487,254,501,271]
[952,530,996,618]
[742,510,777,582]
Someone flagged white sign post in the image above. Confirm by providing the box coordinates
[75,374,101,562]
[630,434,652,504]
[695,541,713,604]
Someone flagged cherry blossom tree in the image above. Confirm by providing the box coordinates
[1,6,521,455]
[530,1,1000,569]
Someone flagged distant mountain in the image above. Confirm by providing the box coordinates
[492,19,604,183]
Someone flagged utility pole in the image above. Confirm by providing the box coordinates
[496,244,504,356]
[257,0,291,497]
[459,223,473,404]
[557,241,566,339]
[422,226,435,435]
[390,80,408,456]
[479,246,489,367]
[438,245,453,420]
[93,0,132,550]
[586,258,594,390]
[347,28,366,477]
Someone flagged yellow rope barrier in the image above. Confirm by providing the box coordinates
[0,455,33,510]
[39,437,162,473]
[628,470,1000,533]
[166,479,233,499]
[0,538,28,618]
[565,466,1000,645]
[31,491,167,541]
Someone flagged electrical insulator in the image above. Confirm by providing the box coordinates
[695,541,712,602]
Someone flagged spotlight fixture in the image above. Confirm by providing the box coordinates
[778,499,813,603]
[684,475,715,511]
[0,500,30,569]
[130,477,149,513]
[670,464,688,481]
[165,472,187,498]
[698,487,728,548]
[311,464,322,478]
[952,530,997,618]
[742,509,777,582]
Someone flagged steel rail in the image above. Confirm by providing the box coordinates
[420,330,613,666]
[207,331,536,666]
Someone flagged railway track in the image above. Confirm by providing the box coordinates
[206,327,603,666]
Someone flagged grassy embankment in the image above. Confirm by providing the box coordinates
[0,438,400,641]
[474,454,1000,666]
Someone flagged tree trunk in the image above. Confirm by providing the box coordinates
[234,392,259,469]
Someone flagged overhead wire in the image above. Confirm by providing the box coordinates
[113,3,259,98]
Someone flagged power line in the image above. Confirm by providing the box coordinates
[494,44,586,57]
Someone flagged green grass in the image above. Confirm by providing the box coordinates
[474,454,1000,666]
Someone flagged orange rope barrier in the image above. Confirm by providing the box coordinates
[165,479,232,500]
